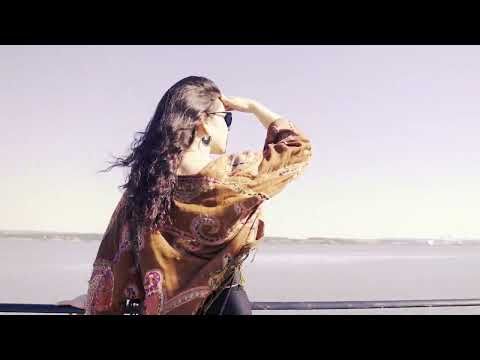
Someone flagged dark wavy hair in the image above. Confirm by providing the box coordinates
[98,76,222,234]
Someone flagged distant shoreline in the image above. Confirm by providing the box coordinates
[1,229,480,246]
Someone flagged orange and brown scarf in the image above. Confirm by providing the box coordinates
[85,117,313,315]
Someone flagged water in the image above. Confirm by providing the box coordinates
[1,237,479,314]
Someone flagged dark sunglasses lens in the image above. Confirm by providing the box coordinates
[225,113,232,127]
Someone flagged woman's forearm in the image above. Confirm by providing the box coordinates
[251,101,283,129]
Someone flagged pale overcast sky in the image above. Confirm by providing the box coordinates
[1,45,479,240]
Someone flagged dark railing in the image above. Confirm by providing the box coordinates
[1,298,480,314]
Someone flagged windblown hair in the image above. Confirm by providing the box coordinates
[98,76,222,234]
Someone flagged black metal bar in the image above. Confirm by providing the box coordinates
[1,299,480,314]
[0,304,85,314]
[252,299,480,310]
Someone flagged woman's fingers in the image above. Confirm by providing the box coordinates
[219,95,255,113]
[224,101,233,111]
[219,95,232,110]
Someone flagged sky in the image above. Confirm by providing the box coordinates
[1,45,479,240]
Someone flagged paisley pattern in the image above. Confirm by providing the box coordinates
[233,202,243,216]
[278,161,309,177]
[190,215,223,244]
[85,258,114,315]
[174,176,220,202]
[136,227,145,252]
[143,269,165,315]
[207,253,234,289]
[142,268,211,315]
[84,117,312,315]
[113,222,132,263]
[176,237,202,252]
[232,196,263,217]
[220,177,269,199]
[161,287,212,315]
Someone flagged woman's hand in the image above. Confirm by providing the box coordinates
[57,294,87,309]
[220,95,282,129]
[219,95,258,113]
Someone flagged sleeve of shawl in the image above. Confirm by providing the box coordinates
[228,117,313,200]
[94,191,129,261]
[84,192,129,315]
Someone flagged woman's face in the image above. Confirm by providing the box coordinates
[202,97,229,155]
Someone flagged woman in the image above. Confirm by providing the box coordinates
[58,75,313,315]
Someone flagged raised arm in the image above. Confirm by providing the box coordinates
[221,96,313,200]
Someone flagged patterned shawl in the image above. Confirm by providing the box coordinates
[85,117,313,315]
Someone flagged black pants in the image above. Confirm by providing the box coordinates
[204,285,253,315]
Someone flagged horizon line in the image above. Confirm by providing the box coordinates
[1,228,480,242]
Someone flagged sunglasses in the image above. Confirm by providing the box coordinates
[206,111,233,129]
